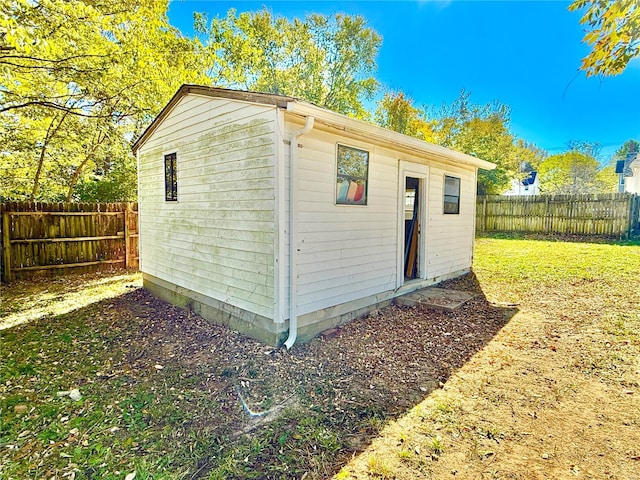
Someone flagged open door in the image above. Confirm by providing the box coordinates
[404,177,420,279]
[397,162,428,289]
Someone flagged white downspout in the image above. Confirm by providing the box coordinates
[284,116,314,350]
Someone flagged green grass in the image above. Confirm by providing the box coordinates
[473,236,640,304]
[0,271,141,330]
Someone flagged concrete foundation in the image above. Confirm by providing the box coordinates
[143,268,471,346]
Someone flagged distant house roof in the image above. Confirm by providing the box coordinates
[522,171,537,186]
[133,84,496,171]
[616,151,638,177]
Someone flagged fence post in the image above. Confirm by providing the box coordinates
[636,195,640,237]
[544,196,550,234]
[482,196,488,232]
[124,204,131,269]
[628,194,639,239]
[2,211,13,282]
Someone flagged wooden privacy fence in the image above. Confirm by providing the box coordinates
[1,202,138,282]
[476,193,640,238]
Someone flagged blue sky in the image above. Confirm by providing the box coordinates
[167,0,640,162]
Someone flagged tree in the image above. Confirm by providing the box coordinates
[0,0,207,201]
[538,150,616,194]
[569,0,640,77]
[374,91,436,141]
[196,8,381,118]
[614,139,640,159]
[426,91,545,194]
[374,90,545,194]
[566,140,602,159]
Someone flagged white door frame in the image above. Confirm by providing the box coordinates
[397,161,429,289]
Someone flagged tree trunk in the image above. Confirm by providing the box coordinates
[31,111,69,201]
[65,131,105,203]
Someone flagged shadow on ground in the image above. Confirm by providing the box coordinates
[1,271,517,479]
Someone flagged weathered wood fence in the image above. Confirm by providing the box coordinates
[1,202,138,282]
[476,193,640,238]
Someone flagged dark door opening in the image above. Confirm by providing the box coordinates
[404,177,419,279]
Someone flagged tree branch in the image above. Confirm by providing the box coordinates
[1,101,117,118]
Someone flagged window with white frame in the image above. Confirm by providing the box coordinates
[443,175,460,214]
[336,144,368,205]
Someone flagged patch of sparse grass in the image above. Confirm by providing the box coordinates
[428,435,445,456]
[0,270,141,330]
[397,448,413,461]
[366,455,394,478]
[205,412,345,479]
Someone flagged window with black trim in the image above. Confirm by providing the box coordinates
[336,144,368,205]
[443,175,460,214]
[164,153,177,201]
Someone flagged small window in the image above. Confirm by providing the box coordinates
[336,144,369,205]
[164,153,177,201]
[443,175,460,214]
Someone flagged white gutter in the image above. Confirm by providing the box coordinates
[284,115,315,350]
[286,101,495,171]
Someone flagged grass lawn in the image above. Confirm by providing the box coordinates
[1,238,639,479]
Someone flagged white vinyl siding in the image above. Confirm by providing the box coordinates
[138,95,277,319]
[287,124,398,316]
[425,163,477,279]
[283,117,477,317]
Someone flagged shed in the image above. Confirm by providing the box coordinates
[133,85,495,347]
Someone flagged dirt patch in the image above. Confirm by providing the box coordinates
[108,278,512,464]
[1,271,512,479]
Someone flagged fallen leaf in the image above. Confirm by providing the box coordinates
[125,473,136,480]
[69,389,82,401]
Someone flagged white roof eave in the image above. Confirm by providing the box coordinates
[286,101,496,171]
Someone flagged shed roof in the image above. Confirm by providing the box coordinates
[133,84,495,170]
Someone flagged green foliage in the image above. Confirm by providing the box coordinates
[614,139,640,159]
[374,90,436,141]
[1,1,625,204]
[595,165,619,193]
[197,8,381,118]
[0,0,207,201]
[74,154,138,202]
[569,0,640,77]
[428,91,545,194]
[538,150,617,194]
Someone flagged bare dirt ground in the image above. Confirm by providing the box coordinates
[2,270,512,479]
